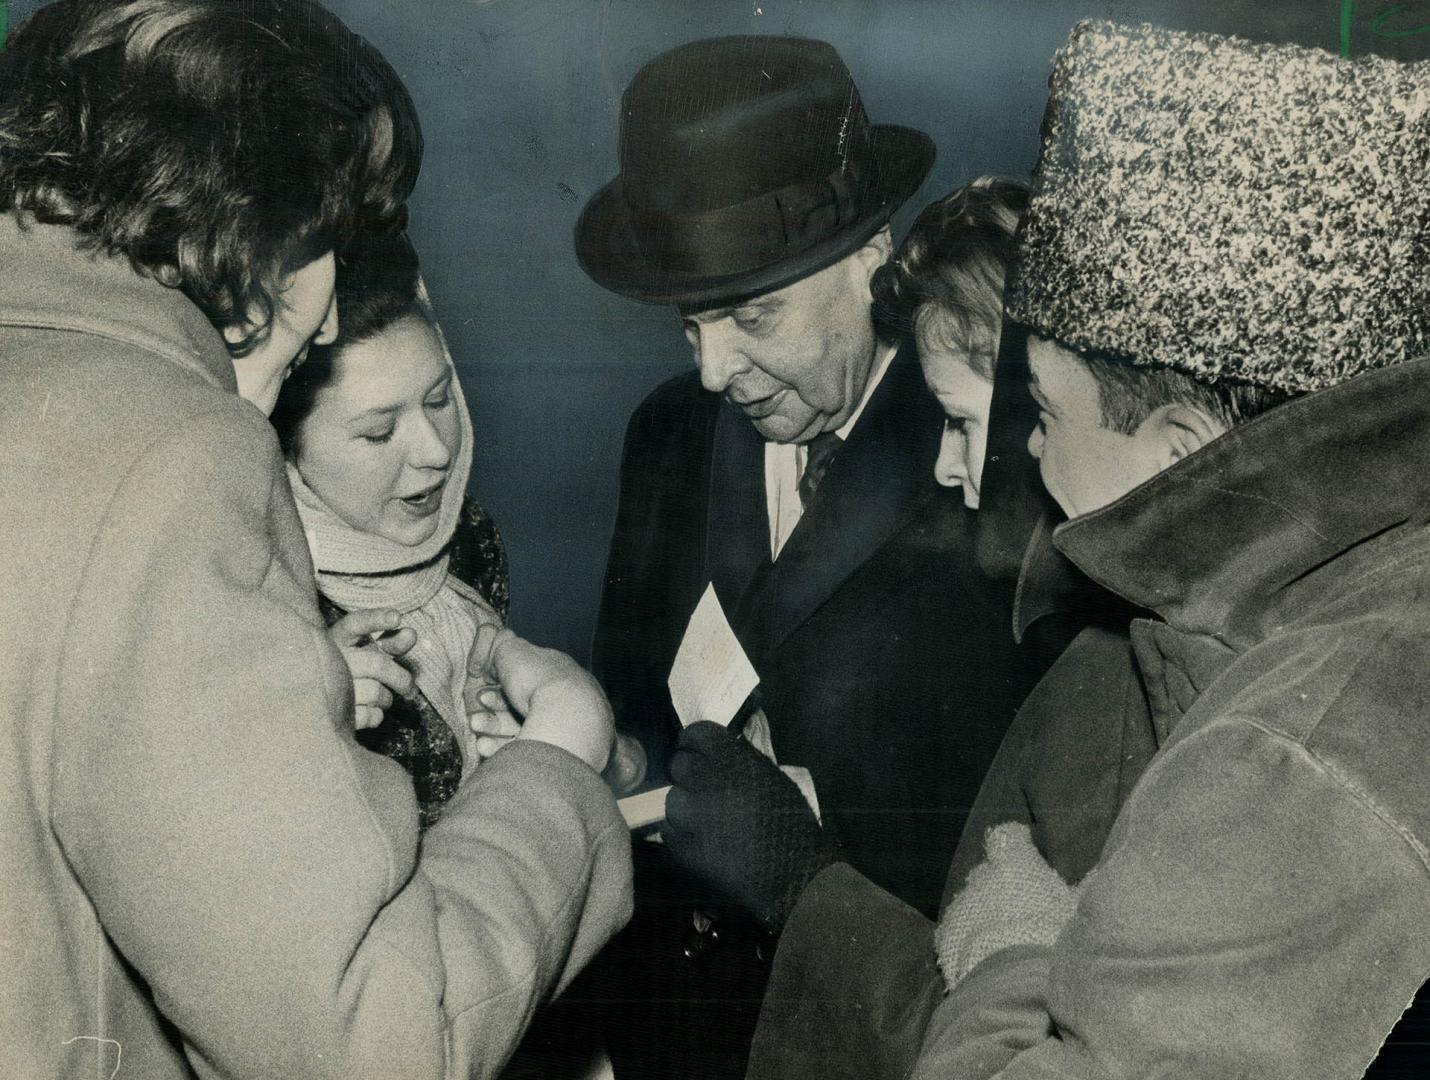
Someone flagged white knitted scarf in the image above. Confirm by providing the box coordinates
[288,288,498,773]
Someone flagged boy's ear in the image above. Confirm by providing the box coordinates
[1136,403,1228,468]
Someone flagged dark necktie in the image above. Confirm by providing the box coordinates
[798,431,842,509]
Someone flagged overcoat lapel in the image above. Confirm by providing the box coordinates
[706,394,772,621]
[731,344,940,657]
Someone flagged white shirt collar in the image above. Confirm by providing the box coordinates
[834,339,899,440]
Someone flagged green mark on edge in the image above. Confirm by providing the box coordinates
[1,1,8,52]
[1342,0,1356,57]
[1371,3,1430,38]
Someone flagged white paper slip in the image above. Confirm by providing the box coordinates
[667,583,759,728]
[618,785,670,829]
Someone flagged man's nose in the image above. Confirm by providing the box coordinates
[934,426,967,488]
[692,325,747,394]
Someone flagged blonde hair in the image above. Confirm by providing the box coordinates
[872,176,1029,378]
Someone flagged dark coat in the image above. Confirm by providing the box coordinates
[756,356,1430,1080]
[564,342,1042,1080]
[592,343,1034,913]
[748,531,1146,1080]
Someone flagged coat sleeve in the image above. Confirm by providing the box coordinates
[746,863,944,1080]
[49,409,632,1080]
[590,380,711,789]
[909,718,1430,1080]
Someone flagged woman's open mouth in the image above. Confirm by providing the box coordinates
[398,480,445,516]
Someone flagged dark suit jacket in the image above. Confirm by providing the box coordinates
[593,343,1033,914]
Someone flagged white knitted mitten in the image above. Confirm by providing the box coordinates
[935,822,1081,991]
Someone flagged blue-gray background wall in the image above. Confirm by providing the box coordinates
[10,0,1429,661]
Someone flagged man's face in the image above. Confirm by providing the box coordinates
[680,235,889,443]
[1025,335,1168,519]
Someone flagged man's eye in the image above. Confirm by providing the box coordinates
[733,309,766,332]
[362,429,394,444]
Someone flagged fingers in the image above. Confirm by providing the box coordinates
[469,709,520,738]
[670,722,746,790]
[353,677,393,711]
[374,626,417,658]
[352,677,394,731]
[463,676,507,714]
[679,720,737,754]
[330,608,402,647]
[467,620,508,679]
[664,785,695,830]
[345,647,413,698]
[487,630,565,716]
[475,734,517,759]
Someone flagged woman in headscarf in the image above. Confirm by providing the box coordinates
[273,231,503,827]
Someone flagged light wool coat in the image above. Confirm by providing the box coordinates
[0,215,631,1080]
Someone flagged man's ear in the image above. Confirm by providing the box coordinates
[854,226,894,289]
[1135,403,1228,468]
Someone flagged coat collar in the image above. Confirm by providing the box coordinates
[0,214,233,392]
[1053,355,1430,649]
[708,339,952,657]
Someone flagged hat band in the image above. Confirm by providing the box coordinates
[628,164,868,285]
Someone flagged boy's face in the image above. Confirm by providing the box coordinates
[1025,335,1169,519]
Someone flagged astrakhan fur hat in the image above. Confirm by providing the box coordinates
[1006,21,1430,394]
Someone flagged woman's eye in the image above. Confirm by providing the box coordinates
[361,429,395,445]
[426,394,451,411]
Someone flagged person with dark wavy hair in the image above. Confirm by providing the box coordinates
[0,3,631,1078]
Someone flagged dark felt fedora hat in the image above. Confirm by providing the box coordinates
[576,35,935,307]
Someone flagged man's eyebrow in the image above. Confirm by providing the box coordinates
[681,297,779,322]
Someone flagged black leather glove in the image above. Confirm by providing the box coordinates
[661,721,841,931]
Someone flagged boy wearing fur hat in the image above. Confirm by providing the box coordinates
[744,21,1430,1080]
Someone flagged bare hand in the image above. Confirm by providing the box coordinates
[330,609,416,730]
[473,628,614,772]
[465,622,519,758]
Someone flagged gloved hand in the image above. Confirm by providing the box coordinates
[935,821,1081,990]
[661,721,841,931]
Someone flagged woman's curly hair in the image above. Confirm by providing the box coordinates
[0,0,423,355]
[872,176,1029,378]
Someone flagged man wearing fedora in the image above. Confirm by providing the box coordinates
[571,34,1036,1078]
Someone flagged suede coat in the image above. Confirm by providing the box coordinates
[755,357,1430,1080]
[0,216,631,1080]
